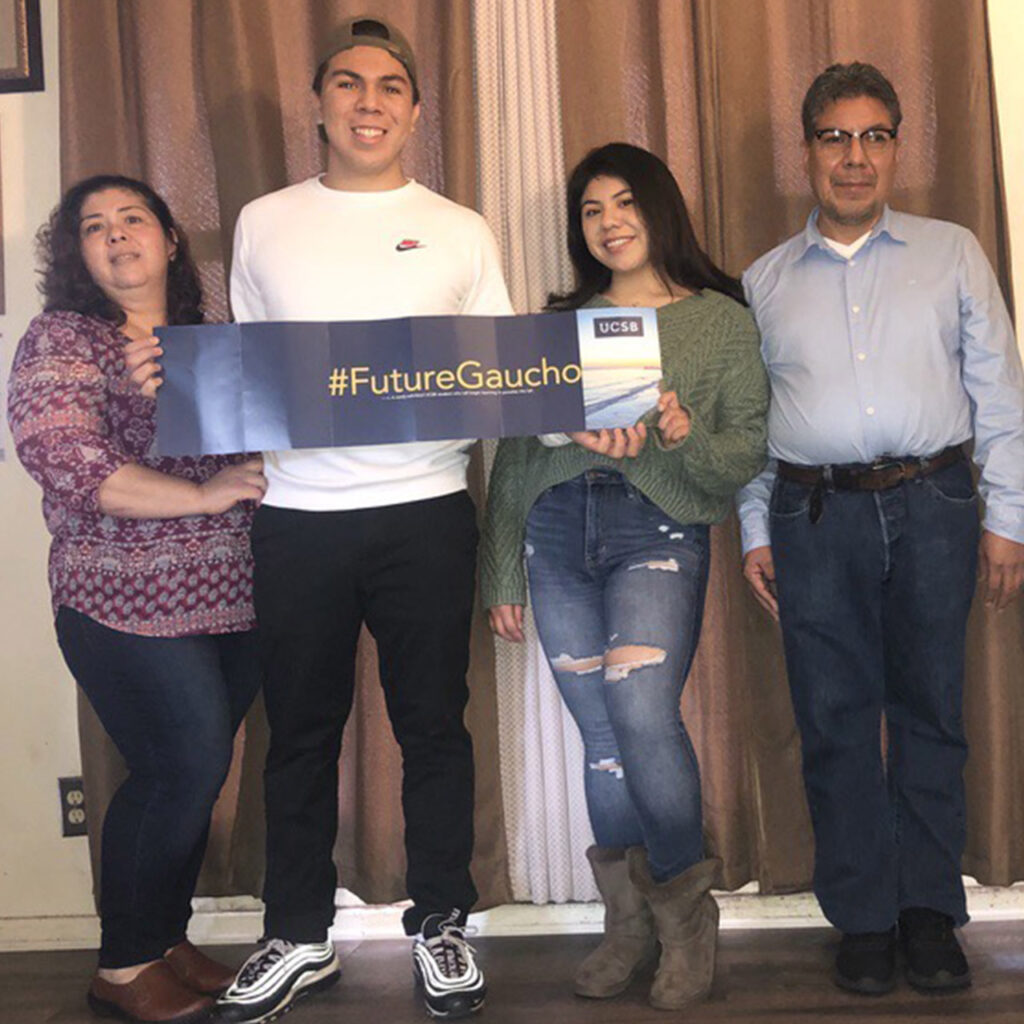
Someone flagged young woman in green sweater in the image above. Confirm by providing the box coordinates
[481,143,769,1011]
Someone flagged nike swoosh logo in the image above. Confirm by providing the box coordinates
[396,239,425,252]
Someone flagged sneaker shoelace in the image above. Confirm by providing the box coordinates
[237,938,295,987]
[425,922,476,979]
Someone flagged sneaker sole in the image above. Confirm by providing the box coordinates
[218,964,340,1024]
[424,992,486,1020]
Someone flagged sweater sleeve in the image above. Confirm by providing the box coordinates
[669,307,769,497]
[480,436,529,608]
[7,314,130,513]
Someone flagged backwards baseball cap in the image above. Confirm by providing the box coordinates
[313,15,419,102]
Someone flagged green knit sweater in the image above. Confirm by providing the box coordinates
[479,289,769,608]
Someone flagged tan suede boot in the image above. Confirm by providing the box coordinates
[574,846,657,998]
[628,848,721,1010]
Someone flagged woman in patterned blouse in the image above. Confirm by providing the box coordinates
[8,175,267,1024]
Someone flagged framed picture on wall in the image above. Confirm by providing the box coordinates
[0,0,43,93]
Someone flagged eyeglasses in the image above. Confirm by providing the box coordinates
[813,127,898,154]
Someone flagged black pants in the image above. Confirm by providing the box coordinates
[251,491,479,939]
[56,607,260,967]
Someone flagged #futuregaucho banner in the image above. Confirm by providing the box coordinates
[154,308,661,456]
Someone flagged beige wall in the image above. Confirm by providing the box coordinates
[1,2,1023,936]
[991,0,1024,353]
[0,0,95,926]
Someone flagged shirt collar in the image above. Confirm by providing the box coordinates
[792,205,907,263]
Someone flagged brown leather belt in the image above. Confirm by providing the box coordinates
[777,445,964,492]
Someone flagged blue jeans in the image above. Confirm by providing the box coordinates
[525,470,710,883]
[56,607,261,968]
[770,459,979,932]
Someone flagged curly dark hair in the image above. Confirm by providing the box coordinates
[37,174,203,326]
[547,143,745,312]
[801,62,901,141]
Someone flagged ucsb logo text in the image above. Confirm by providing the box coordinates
[593,316,644,336]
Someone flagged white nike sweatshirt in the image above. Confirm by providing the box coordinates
[230,177,513,510]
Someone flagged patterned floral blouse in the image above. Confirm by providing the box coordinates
[8,311,256,637]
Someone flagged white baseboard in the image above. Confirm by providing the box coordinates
[3,880,1023,952]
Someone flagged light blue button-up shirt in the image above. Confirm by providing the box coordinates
[737,206,1024,552]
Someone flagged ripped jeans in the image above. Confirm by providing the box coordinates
[526,469,710,882]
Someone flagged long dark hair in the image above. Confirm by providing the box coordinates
[37,174,203,326]
[547,143,744,311]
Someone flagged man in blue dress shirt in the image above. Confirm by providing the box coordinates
[737,62,1024,996]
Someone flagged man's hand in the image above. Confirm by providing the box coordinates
[569,424,647,459]
[742,545,779,620]
[123,336,164,398]
[489,604,525,643]
[979,530,1024,610]
[657,390,691,445]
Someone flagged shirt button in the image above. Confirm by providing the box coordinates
[866,406,876,415]
[857,352,867,361]
[852,305,861,314]
[849,259,857,266]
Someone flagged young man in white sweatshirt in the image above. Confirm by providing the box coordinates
[216,17,512,1024]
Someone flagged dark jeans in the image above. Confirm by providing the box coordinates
[55,606,260,968]
[525,471,710,882]
[770,460,979,933]
[251,492,479,940]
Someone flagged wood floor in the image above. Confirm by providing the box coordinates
[4,924,1024,1024]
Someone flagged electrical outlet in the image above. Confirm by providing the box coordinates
[58,776,87,837]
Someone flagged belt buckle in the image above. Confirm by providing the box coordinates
[871,456,906,484]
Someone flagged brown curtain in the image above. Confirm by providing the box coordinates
[58,0,1023,911]
[59,0,511,910]
[557,0,1023,891]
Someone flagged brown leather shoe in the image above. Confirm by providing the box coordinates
[164,940,237,995]
[88,961,213,1022]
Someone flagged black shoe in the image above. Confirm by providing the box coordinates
[899,907,971,992]
[834,928,898,995]
[412,912,486,1019]
[216,939,340,1023]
